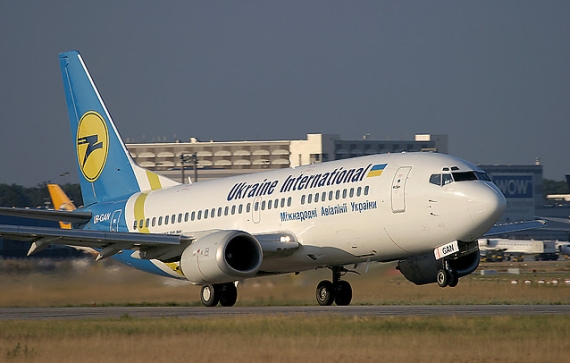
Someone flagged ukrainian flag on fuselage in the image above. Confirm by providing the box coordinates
[366,164,387,178]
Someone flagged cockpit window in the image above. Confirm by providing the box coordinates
[452,172,478,182]
[429,174,441,185]
[429,170,491,186]
[475,171,491,181]
[442,174,453,185]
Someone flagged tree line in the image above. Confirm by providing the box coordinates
[0,183,83,208]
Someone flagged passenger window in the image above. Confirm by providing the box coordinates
[301,195,306,205]
[225,206,229,216]
[328,191,333,201]
[165,215,169,225]
[349,188,354,198]
[314,193,319,203]
[204,209,209,219]
[145,218,150,228]
[245,203,250,213]
[152,217,156,227]
[335,190,340,200]
[211,208,216,218]
[254,202,259,211]
[197,210,202,220]
[364,186,369,195]
[342,189,347,199]
[231,205,236,215]
[261,201,266,210]
[268,200,272,209]
[191,211,195,221]
[217,207,222,217]
[280,198,285,208]
[184,213,189,222]
[172,214,176,223]
[133,220,138,230]
[139,220,144,229]
[158,216,163,226]
[307,194,313,204]
[274,199,279,208]
[287,197,292,207]
[239,204,244,214]
[178,214,182,223]
[321,192,326,202]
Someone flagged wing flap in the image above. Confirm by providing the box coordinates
[0,224,190,258]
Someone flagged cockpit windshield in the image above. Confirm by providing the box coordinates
[429,170,490,186]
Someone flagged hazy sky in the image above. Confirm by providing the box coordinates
[1,1,569,186]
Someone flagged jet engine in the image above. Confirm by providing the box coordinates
[180,230,263,285]
[397,245,480,285]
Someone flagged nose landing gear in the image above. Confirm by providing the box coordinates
[436,260,458,288]
[316,267,356,306]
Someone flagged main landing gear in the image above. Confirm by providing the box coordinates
[315,267,355,306]
[436,260,458,288]
[200,282,238,307]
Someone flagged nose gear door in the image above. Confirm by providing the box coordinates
[391,166,411,213]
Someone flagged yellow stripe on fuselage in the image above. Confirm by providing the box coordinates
[134,193,149,233]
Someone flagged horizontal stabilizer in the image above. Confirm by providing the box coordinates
[0,207,91,224]
[483,220,546,237]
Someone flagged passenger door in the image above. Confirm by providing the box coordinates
[391,167,411,213]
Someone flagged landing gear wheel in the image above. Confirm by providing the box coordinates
[219,283,238,307]
[334,280,352,306]
[447,269,459,287]
[436,269,448,287]
[200,284,219,307]
[316,280,335,306]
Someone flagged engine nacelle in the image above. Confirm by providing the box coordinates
[397,248,480,285]
[180,230,263,285]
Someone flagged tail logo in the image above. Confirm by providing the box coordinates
[76,111,109,182]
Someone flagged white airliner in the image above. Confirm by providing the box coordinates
[0,51,543,307]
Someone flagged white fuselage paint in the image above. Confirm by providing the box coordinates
[124,152,505,277]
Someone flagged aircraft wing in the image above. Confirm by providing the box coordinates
[0,206,91,224]
[483,220,546,237]
[0,224,192,260]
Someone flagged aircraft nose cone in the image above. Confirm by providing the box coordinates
[468,183,506,228]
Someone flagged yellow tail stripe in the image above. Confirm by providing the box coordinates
[146,170,162,190]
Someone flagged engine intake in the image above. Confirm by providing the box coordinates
[180,230,263,285]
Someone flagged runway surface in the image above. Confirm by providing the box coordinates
[1,305,570,320]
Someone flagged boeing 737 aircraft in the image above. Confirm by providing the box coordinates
[0,51,542,307]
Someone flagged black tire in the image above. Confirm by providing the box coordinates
[316,280,335,306]
[436,269,448,287]
[219,283,238,307]
[200,284,220,307]
[334,280,352,306]
[447,270,459,288]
